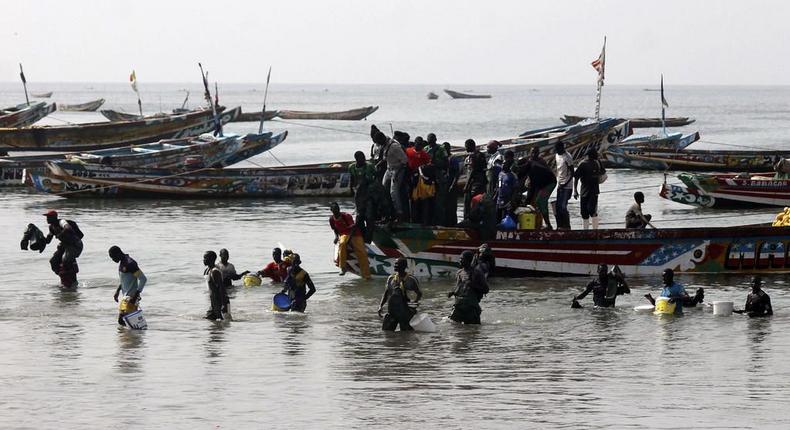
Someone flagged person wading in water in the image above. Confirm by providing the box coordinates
[378,257,422,331]
[448,250,489,324]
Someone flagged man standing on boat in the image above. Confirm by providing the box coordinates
[485,140,503,197]
[349,151,379,241]
[444,141,461,226]
[43,210,84,289]
[329,202,371,279]
[517,148,556,230]
[463,139,488,220]
[426,133,449,225]
[571,264,629,308]
[448,250,489,324]
[371,125,408,222]
[625,192,653,229]
[379,257,422,331]
[554,141,574,229]
[573,147,606,230]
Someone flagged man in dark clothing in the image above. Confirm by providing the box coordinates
[497,160,517,221]
[625,191,653,229]
[43,210,84,288]
[204,251,230,321]
[572,264,630,308]
[448,250,490,324]
[349,151,381,241]
[426,133,449,225]
[737,276,773,317]
[379,258,422,331]
[518,155,557,230]
[573,147,606,230]
[282,254,316,312]
[485,140,503,197]
[371,125,408,222]
[474,243,496,279]
[444,141,461,226]
[463,139,488,220]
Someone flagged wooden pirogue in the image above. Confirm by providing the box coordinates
[0,106,241,152]
[0,101,57,128]
[338,223,790,278]
[659,172,790,209]
[561,114,695,128]
[58,98,106,112]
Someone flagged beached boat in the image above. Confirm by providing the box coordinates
[561,115,695,128]
[276,106,379,120]
[427,92,439,100]
[659,172,790,209]
[31,91,53,98]
[604,147,789,171]
[1,130,286,186]
[229,109,280,123]
[0,101,57,128]
[59,98,106,112]
[0,106,241,152]
[444,89,492,99]
[25,119,628,198]
[338,222,790,278]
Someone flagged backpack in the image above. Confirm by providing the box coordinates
[66,220,84,239]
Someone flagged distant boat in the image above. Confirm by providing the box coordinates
[276,106,378,120]
[31,91,53,98]
[59,98,106,112]
[427,92,439,100]
[561,114,695,128]
[230,109,280,123]
[0,101,57,128]
[443,89,491,99]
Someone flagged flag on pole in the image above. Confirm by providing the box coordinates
[591,37,606,86]
[130,70,139,93]
[660,74,669,107]
[19,64,27,84]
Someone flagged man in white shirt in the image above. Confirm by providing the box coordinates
[554,141,574,229]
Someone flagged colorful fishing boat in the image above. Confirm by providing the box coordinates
[276,106,379,120]
[604,147,789,171]
[58,98,106,112]
[444,89,492,99]
[339,222,790,278]
[659,172,790,208]
[0,101,57,128]
[0,107,241,152]
[25,120,627,198]
[1,130,286,187]
[617,131,699,151]
[561,114,695,128]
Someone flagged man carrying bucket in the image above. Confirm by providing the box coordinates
[448,250,489,324]
[379,258,422,331]
[644,269,688,315]
[109,246,147,327]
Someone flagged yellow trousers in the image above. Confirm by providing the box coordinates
[338,234,370,279]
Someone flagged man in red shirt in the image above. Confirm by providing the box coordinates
[406,138,432,172]
[257,247,289,283]
[329,202,371,279]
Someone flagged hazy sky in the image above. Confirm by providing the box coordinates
[3,0,789,85]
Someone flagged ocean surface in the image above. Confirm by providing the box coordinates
[2,83,790,429]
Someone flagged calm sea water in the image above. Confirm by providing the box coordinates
[2,83,790,429]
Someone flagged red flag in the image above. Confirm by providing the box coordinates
[591,37,606,86]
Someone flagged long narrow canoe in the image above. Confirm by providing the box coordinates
[59,98,106,112]
[100,107,216,123]
[31,92,53,98]
[25,120,627,198]
[1,130,286,187]
[276,106,379,120]
[658,172,790,209]
[229,109,280,123]
[444,89,491,99]
[0,106,240,152]
[0,102,57,128]
[604,146,790,171]
[338,223,790,278]
[562,114,695,128]
[617,131,700,151]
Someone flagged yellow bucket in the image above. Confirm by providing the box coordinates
[242,274,262,287]
[654,297,676,315]
[119,296,138,313]
[518,212,538,230]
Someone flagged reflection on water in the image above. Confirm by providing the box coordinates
[205,322,229,362]
[115,329,146,375]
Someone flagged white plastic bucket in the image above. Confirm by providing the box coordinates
[409,313,437,332]
[634,305,655,313]
[713,301,734,316]
[123,309,148,330]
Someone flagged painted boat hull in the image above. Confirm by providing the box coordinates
[444,89,492,99]
[562,115,695,128]
[24,120,627,198]
[676,173,790,208]
[0,102,56,128]
[340,223,790,278]
[59,98,106,112]
[604,147,790,171]
[0,107,240,152]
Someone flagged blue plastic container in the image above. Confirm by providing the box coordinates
[272,293,291,311]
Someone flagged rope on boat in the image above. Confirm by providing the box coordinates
[52,167,213,196]
[269,119,369,136]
